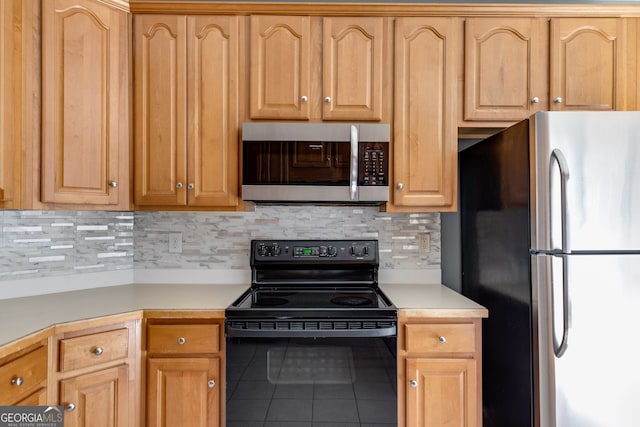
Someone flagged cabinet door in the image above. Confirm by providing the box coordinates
[405,358,477,427]
[464,18,547,121]
[250,15,311,120]
[134,15,188,206]
[550,18,627,111]
[41,0,129,207]
[187,16,239,207]
[147,357,220,427]
[323,17,384,121]
[0,0,19,208]
[392,17,458,210]
[60,364,129,427]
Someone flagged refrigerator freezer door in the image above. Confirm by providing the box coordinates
[531,111,640,253]
[537,253,640,427]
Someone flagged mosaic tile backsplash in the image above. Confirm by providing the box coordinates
[0,206,440,281]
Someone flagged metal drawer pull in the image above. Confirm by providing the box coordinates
[324,96,331,103]
[409,380,418,388]
[176,182,183,189]
[11,376,24,387]
[531,97,539,104]
[66,403,76,412]
[208,380,216,388]
[301,95,308,102]
[438,336,447,344]
[93,347,104,356]
[178,337,186,345]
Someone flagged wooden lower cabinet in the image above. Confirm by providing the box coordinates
[147,357,220,427]
[52,319,140,427]
[60,365,130,427]
[145,318,225,427]
[0,344,48,405]
[405,358,477,427]
[399,317,482,427]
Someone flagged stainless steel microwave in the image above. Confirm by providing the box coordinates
[242,122,390,204]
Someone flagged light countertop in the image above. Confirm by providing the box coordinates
[0,283,487,347]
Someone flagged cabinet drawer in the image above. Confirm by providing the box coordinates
[59,328,129,372]
[147,324,220,354]
[0,346,47,405]
[405,323,476,353]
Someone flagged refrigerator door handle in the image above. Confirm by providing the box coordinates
[551,254,570,357]
[549,149,570,253]
[549,148,570,357]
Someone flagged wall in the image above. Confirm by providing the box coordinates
[1,206,441,283]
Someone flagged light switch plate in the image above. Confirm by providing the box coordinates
[169,232,182,253]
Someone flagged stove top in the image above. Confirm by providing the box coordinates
[226,239,397,338]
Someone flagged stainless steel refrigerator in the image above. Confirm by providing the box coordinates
[459,111,640,427]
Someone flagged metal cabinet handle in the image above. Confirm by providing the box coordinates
[10,376,24,387]
[531,97,539,104]
[409,380,418,388]
[66,403,76,412]
[208,380,216,388]
[93,347,104,356]
[554,97,563,104]
[438,336,447,344]
[109,181,118,188]
[176,182,183,189]
[324,96,331,103]
[301,95,308,103]
[178,337,186,345]
[187,183,194,190]
[396,182,404,191]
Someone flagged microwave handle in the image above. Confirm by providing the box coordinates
[350,125,358,200]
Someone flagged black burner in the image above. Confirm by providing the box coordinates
[331,295,374,307]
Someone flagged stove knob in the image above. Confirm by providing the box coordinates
[319,246,328,256]
[258,244,268,256]
[327,246,338,257]
[272,244,281,256]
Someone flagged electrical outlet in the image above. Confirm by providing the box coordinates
[418,233,431,254]
[169,232,183,253]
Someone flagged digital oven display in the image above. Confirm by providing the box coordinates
[294,246,318,257]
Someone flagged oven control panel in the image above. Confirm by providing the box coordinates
[252,240,378,261]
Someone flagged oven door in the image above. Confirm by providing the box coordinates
[226,335,397,425]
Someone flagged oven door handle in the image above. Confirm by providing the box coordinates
[349,124,359,201]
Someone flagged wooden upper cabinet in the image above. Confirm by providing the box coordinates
[464,18,548,122]
[134,15,187,206]
[134,14,239,208]
[550,18,627,111]
[322,17,384,121]
[0,0,20,209]
[249,16,385,121]
[391,17,458,211]
[41,0,130,209]
[250,15,311,120]
[463,17,631,124]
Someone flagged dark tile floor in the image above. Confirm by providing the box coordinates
[227,338,397,427]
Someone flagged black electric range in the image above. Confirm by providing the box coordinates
[225,239,397,338]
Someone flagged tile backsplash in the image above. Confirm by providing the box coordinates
[1,206,440,281]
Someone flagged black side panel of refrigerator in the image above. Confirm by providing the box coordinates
[459,119,534,427]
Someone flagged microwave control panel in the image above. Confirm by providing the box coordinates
[359,142,388,186]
